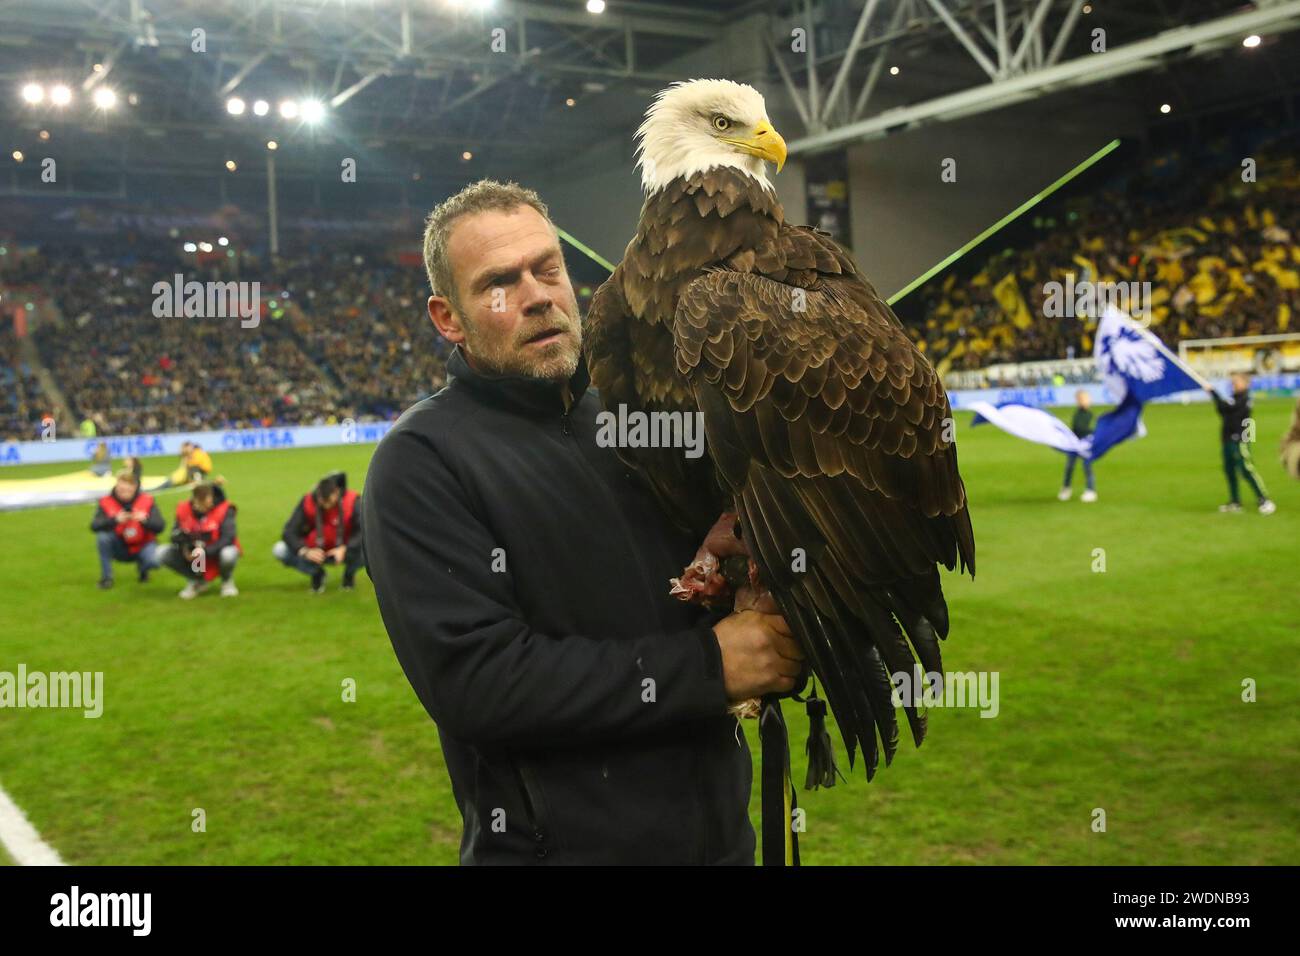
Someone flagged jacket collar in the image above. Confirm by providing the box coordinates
[446,344,590,415]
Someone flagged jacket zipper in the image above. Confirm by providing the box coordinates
[557,406,711,863]
[513,758,552,861]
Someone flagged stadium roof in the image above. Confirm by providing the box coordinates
[2,0,1299,195]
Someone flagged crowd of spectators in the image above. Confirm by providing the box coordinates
[30,248,337,434]
[0,244,449,438]
[272,250,452,421]
[907,131,1300,376]
[0,323,46,442]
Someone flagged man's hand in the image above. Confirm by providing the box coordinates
[328,545,347,563]
[115,511,129,524]
[303,547,326,564]
[129,510,148,522]
[713,610,803,701]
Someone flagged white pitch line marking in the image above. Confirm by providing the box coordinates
[0,781,65,865]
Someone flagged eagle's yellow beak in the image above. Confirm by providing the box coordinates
[725,119,787,172]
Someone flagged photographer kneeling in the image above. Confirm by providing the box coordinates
[271,472,364,593]
[90,470,164,589]
[156,482,242,599]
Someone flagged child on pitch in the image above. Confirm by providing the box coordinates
[1058,390,1097,503]
[89,440,111,477]
[1206,373,1275,514]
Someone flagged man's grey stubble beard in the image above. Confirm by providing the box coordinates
[462,304,583,382]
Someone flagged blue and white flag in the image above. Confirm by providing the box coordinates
[967,307,1200,460]
[1093,305,1204,404]
[1083,306,1204,459]
[970,398,1149,459]
[969,401,1085,454]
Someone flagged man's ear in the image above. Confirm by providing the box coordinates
[428,295,466,345]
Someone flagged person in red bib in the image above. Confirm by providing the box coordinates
[272,472,365,593]
[157,482,242,599]
[90,470,164,589]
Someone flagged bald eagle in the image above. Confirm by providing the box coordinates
[586,79,975,855]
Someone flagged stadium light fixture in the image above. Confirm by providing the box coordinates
[300,99,325,124]
[225,159,237,172]
[92,87,118,110]
[253,99,270,116]
[890,66,900,75]
[183,242,197,252]
[461,150,473,161]
[266,140,278,150]
[198,242,214,253]
[12,150,24,163]
[1243,34,1262,48]
[565,97,575,107]
[50,85,72,106]
[1160,103,1172,114]
[218,237,229,247]
[227,97,246,116]
[587,0,606,13]
[279,99,299,119]
[21,83,44,105]
[38,130,49,141]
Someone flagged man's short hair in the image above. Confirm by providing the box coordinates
[421,179,552,309]
[192,482,215,503]
[316,476,340,500]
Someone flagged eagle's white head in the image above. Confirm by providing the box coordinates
[635,78,787,195]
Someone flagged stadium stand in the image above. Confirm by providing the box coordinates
[907,130,1300,380]
[0,245,448,436]
[271,250,453,421]
[0,322,47,442]
[2,128,1296,438]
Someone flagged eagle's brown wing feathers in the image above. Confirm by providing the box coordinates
[587,267,729,535]
[672,226,974,777]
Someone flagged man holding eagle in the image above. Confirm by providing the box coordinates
[366,78,973,865]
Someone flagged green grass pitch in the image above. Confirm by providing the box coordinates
[0,398,1296,865]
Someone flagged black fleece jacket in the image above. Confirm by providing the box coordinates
[363,346,754,865]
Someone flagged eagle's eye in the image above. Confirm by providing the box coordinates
[711,114,731,132]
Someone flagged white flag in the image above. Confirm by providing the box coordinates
[968,402,1085,454]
